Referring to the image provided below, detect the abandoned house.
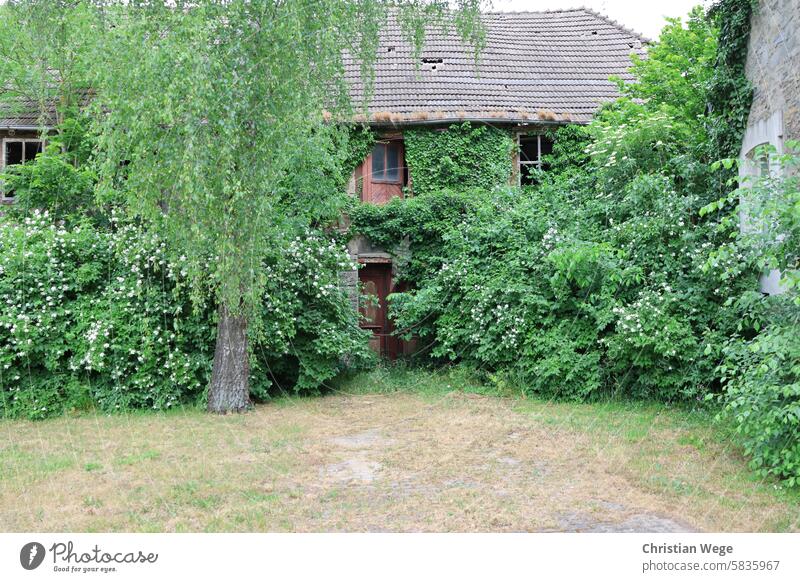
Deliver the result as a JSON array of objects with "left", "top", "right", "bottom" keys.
[
  {"left": 0, "top": 9, "right": 648, "bottom": 357},
  {"left": 340, "top": 9, "right": 646, "bottom": 357}
]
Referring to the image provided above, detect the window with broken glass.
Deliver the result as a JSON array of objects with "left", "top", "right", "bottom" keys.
[{"left": 518, "top": 134, "right": 553, "bottom": 186}]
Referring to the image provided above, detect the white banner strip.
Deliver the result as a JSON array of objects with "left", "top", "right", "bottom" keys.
[{"left": 1, "top": 533, "right": 798, "bottom": 581}]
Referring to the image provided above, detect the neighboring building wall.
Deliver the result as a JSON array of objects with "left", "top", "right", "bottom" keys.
[
  {"left": 740, "top": 0, "right": 800, "bottom": 294},
  {"left": 743, "top": 0, "right": 800, "bottom": 146}
]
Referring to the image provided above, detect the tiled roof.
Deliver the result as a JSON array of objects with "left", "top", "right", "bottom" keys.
[
  {"left": 0, "top": 88, "right": 93, "bottom": 130},
  {"left": 343, "top": 9, "right": 647, "bottom": 125},
  {"left": 0, "top": 94, "right": 58, "bottom": 130}
]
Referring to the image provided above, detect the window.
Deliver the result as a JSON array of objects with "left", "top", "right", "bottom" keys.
[
  {"left": 370, "top": 141, "right": 403, "bottom": 183},
  {"left": 3, "top": 139, "right": 42, "bottom": 168},
  {"left": 748, "top": 144, "right": 773, "bottom": 178},
  {"left": 1, "top": 138, "right": 44, "bottom": 200},
  {"left": 518, "top": 134, "right": 553, "bottom": 186},
  {"left": 741, "top": 143, "right": 784, "bottom": 295}
]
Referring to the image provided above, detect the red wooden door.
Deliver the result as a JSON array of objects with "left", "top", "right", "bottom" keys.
[
  {"left": 358, "top": 262, "right": 398, "bottom": 358},
  {"left": 363, "top": 141, "right": 404, "bottom": 204}
]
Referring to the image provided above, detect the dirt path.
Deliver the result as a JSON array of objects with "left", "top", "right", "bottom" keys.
[
  {"left": 283, "top": 393, "right": 697, "bottom": 532},
  {"left": 1, "top": 392, "right": 797, "bottom": 532}
]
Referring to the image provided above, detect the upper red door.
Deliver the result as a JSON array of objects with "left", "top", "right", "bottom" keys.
[{"left": 362, "top": 140, "right": 404, "bottom": 204}]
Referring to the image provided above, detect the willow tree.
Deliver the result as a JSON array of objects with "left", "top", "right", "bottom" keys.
[{"left": 93, "top": 0, "right": 484, "bottom": 412}]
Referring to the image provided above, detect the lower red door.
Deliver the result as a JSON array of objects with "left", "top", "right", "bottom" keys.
[{"left": 358, "top": 262, "right": 398, "bottom": 359}]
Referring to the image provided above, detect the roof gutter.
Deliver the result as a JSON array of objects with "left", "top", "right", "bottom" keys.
[
  {"left": 364, "top": 117, "right": 586, "bottom": 128},
  {"left": 0, "top": 125, "right": 49, "bottom": 131}
]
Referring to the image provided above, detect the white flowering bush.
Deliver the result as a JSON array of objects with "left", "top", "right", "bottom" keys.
[
  {"left": 0, "top": 213, "right": 373, "bottom": 419},
  {"left": 251, "top": 230, "right": 375, "bottom": 397},
  {"left": 0, "top": 211, "right": 213, "bottom": 419}
]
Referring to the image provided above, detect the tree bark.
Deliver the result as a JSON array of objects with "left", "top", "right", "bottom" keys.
[{"left": 207, "top": 304, "right": 251, "bottom": 413}]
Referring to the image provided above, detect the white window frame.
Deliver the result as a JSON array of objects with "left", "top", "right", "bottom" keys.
[
  {"left": 518, "top": 133, "right": 548, "bottom": 186},
  {"left": 1, "top": 137, "right": 45, "bottom": 202}
]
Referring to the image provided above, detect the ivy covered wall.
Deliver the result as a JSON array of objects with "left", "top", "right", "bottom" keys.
[
  {"left": 402, "top": 122, "right": 515, "bottom": 195},
  {"left": 706, "top": 0, "right": 756, "bottom": 159}
]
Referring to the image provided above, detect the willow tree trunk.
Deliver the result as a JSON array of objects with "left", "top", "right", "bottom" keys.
[{"left": 207, "top": 305, "right": 251, "bottom": 413}]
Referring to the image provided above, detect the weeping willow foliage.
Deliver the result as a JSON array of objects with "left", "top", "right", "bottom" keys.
[
  {"left": 92, "top": 0, "right": 485, "bottom": 323},
  {"left": 88, "top": 0, "right": 486, "bottom": 406}
]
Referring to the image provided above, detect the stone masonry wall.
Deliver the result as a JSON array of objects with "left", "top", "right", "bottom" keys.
[{"left": 744, "top": 0, "right": 800, "bottom": 142}]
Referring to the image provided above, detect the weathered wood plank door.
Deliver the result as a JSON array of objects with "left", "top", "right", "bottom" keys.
[{"left": 358, "top": 262, "right": 398, "bottom": 359}]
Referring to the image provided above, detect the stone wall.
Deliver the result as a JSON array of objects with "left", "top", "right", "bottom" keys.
[
  {"left": 743, "top": 0, "right": 800, "bottom": 146},
  {"left": 740, "top": 0, "right": 799, "bottom": 295}
]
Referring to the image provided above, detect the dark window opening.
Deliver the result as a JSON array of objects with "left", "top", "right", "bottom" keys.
[
  {"left": 4, "top": 140, "right": 42, "bottom": 167},
  {"left": 519, "top": 134, "right": 553, "bottom": 186},
  {"left": 5, "top": 141, "right": 23, "bottom": 166},
  {"left": 3, "top": 139, "right": 44, "bottom": 199}
]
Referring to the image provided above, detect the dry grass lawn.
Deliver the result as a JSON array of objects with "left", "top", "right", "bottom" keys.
[{"left": 1, "top": 369, "right": 798, "bottom": 532}]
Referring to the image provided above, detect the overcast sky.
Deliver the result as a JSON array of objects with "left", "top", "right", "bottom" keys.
[{"left": 491, "top": 0, "right": 712, "bottom": 40}]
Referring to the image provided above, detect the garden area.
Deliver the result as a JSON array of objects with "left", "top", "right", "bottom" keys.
[{"left": 1, "top": 0, "right": 799, "bottom": 533}]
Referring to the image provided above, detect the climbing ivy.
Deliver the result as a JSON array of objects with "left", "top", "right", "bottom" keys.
[
  {"left": 348, "top": 124, "right": 584, "bottom": 287},
  {"left": 706, "top": 0, "right": 756, "bottom": 159},
  {"left": 342, "top": 124, "right": 376, "bottom": 177},
  {"left": 349, "top": 188, "right": 487, "bottom": 286},
  {"left": 403, "top": 122, "right": 514, "bottom": 195}
]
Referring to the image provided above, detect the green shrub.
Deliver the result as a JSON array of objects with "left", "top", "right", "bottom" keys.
[
  {"left": 718, "top": 302, "right": 800, "bottom": 486},
  {"left": 2, "top": 143, "right": 97, "bottom": 221},
  {"left": 705, "top": 145, "right": 800, "bottom": 485},
  {"left": 1, "top": 118, "right": 99, "bottom": 223}
]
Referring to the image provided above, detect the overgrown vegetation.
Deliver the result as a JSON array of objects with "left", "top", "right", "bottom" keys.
[
  {"left": 1, "top": 1, "right": 797, "bottom": 488},
  {"left": 706, "top": 0, "right": 756, "bottom": 159},
  {"left": 0, "top": 209, "right": 373, "bottom": 420},
  {"left": 402, "top": 122, "right": 514, "bottom": 195},
  {"left": 703, "top": 145, "right": 800, "bottom": 486},
  {"left": 348, "top": 5, "right": 799, "bottom": 486}
]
